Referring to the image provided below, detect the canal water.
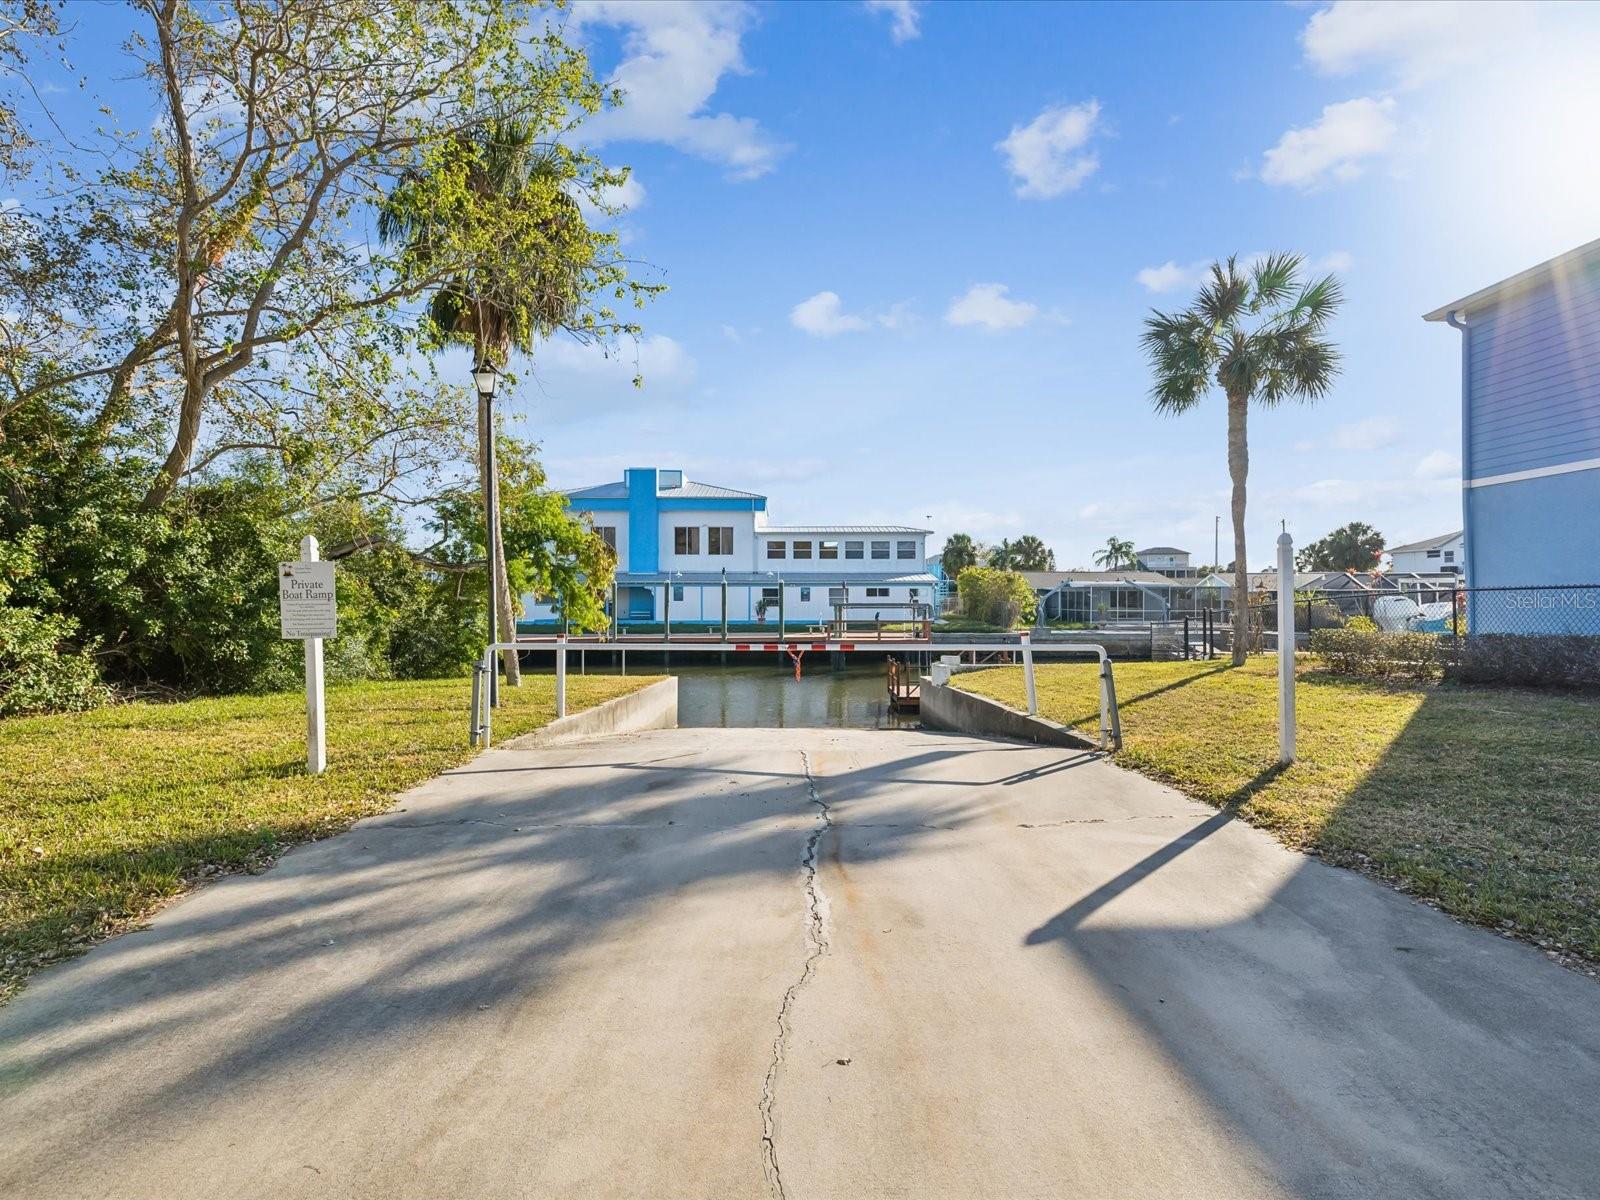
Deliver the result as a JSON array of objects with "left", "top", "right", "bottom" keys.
[{"left": 571, "top": 659, "right": 918, "bottom": 729}]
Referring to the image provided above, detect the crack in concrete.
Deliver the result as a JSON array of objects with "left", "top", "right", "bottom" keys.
[{"left": 759, "top": 749, "right": 832, "bottom": 1200}]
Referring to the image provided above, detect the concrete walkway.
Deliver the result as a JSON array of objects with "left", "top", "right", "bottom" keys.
[{"left": 2, "top": 728, "right": 1598, "bottom": 1199}]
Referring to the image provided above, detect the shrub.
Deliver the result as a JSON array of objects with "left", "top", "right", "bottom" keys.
[
  {"left": 1310, "top": 628, "right": 1443, "bottom": 681},
  {"left": 0, "top": 606, "right": 110, "bottom": 716},
  {"left": 1345, "top": 615, "right": 1378, "bottom": 632},
  {"left": 1445, "top": 635, "right": 1600, "bottom": 689},
  {"left": 956, "top": 567, "right": 1036, "bottom": 628}
]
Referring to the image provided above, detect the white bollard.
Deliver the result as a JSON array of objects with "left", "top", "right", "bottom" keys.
[
  {"left": 1020, "top": 630, "right": 1038, "bottom": 716},
  {"left": 1277, "top": 529, "right": 1296, "bottom": 764},
  {"left": 301, "top": 535, "right": 326, "bottom": 775},
  {"left": 555, "top": 635, "right": 567, "bottom": 719}
]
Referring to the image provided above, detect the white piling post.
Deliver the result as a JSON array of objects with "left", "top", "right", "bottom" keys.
[
  {"left": 1277, "top": 529, "right": 1296, "bottom": 764},
  {"left": 1020, "top": 630, "right": 1038, "bottom": 716},
  {"left": 301, "top": 535, "right": 326, "bottom": 775},
  {"left": 555, "top": 634, "right": 567, "bottom": 720}
]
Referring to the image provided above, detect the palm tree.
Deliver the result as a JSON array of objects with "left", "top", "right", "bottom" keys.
[
  {"left": 380, "top": 120, "right": 591, "bottom": 685},
  {"left": 940, "top": 532, "right": 979, "bottom": 578},
  {"left": 1093, "top": 536, "right": 1136, "bottom": 570},
  {"left": 1142, "top": 254, "right": 1341, "bottom": 664},
  {"left": 986, "top": 539, "right": 1017, "bottom": 570},
  {"left": 1011, "top": 534, "right": 1055, "bottom": 571}
]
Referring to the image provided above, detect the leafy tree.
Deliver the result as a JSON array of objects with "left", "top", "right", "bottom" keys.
[
  {"left": 1093, "top": 536, "right": 1137, "bottom": 570},
  {"left": 0, "top": 0, "right": 57, "bottom": 178},
  {"left": 940, "top": 533, "right": 979, "bottom": 578},
  {"left": 956, "top": 567, "right": 1037, "bottom": 628},
  {"left": 1298, "top": 521, "right": 1384, "bottom": 572},
  {"left": 0, "top": 0, "right": 646, "bottom": 515},
  {"left": 1009, "top": 534, "right": 1055, "bottom": 571},
  {"left": 986, "top": 539, "right": 1017, "bottom": 570},
  {"left": 1142, "top": 254, "right": 1342, "bottom": 664},
  {"left": 379, "top": 116, "right": 654, "bottom": 682}
]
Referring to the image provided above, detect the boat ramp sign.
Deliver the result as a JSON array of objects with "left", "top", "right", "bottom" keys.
[{"left": 279, "top": 560, "right": 337, "bottom": 639}]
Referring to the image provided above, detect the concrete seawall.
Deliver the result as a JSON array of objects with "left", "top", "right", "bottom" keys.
[
  {"left": 505, "top": 677, "right": 678, "bottom": 748},
  {"left": 918, "top": 677, "right": 1098, "bottom": 750}
]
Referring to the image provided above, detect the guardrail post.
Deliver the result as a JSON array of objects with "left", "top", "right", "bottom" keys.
[
  {"left": 470, "top": 660, "right": 484, "bottom": 746},
  {"left": 481, "top": 647, "right": 494, "bottom": 748},
  {"left": 1020, "top": 630, "right": 1038, "bottom": 716},
  {"left": 1099, "top": 655, "right": 1122, "bottom": 751},
  {"left": 555, "top": 634, "right": 567, "bottom": 719}
]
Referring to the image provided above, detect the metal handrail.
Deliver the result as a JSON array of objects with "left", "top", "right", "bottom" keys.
[{"left": 470, "top": 634, "right": 1122, "bottom": 753}]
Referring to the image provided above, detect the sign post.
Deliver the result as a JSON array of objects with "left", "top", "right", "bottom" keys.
[
  {"left": 1277, "top": 528, "right": 1296, "bottom": 765},
  {"left": 280, "top": 535, "right": 337, "bottom": 774}
]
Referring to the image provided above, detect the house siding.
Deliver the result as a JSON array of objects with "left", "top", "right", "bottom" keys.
[{"left": 1464, "top": 255, "right": 1600, "bottom": 480}]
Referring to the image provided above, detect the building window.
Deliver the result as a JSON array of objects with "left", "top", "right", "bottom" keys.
[
  {"left": 1443, "top": 550, "right": 1455, "bottom": 562},
  {"left": 866, "top": 586, "right": 889, "bottom": 598},
  {"left": 819, "top": 540, "right": 839, "bottom": 560},
  {"left": 870, "top": 540, "right": 890, "bottom": 560},
  {"left": 673, "top": 526, "right": 699, "bottom": 555},
  {"left": 896, "top": 540, "right": 915, "bottom": 559},
  {"left": 672, "top": 584, "right": 684, "bottom": 601},
  {"left": 767, "top": 540, "right": 786, "bottom": 559},
  {"left": 761, "top": 587, "right": 780, "bottom": 603},
  {"left": 827, "top": 586, "right": 847, "bottom": 605},
  {"left": 1426, "top": 549, "right": 1441, "bottom": 559},
  {"left": 799, "top": 586, "right": 811, "bottom": 602},
  {"left": 793, "top": 540, "right": 812, "bottom": 559},
  {"left": 845, "top": 541, "right": 864, "bottom": 560},
  {"left": 595, "top": 526, "right": 616, "bottom": 551},
  {"left": 708, "top": 527, "right": 733, "bottom": 555},
  {"left": 909, "top": 588, "right": 919, "bottom": 600}
]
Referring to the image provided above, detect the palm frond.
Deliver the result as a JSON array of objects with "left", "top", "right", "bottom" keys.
[{"left": 1249, "top": 252, "right": 1301, "bottom": 310}]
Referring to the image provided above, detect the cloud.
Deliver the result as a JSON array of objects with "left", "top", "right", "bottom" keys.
[
  {"left": 943, "top": 283, "right": 1038, "bottom": 331},
  {"left": 1301, "top": 1, "right": 1529, "bottom": 88},
  {"left": 1331, "top": 416, "right": 1402, "bottom": 451},
  {"left": 1260, "top": 96, "right": 1396, "bottom": 189},
  {"left": 863, "top": 0, "right": 923, "bottom": 43},
  {"left": 571, "top": 1, "right": 788, "bottom": 180},
  {"left": 995, "top": 100, "right": 1102, "bottom": 199},
  {"left": 1136, "top": 260, "right": 1210, "bottom": 294},
  {"left": 1287, "top": 476, "right": 1454, "bottom": 508},
  {"left": 790, "top": 291, "right": 870, "bottom": 336},
  {"left": 1315, "top": 249, "right": 1354, "bottom": 273},
  {"left": 574, "top": 172, "right": 647, "bottom": 223},
  {"left": 1414, "top": 449, "right": 1461, "bottom": 480}
]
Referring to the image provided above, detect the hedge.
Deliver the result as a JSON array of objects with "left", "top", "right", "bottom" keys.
[
  {"left": 1309, "top": 628, "right": 1443, "bottom": 681},
  {"left": 1445, "top": 635, "right": 1600, "bottom": 689},
  {"left": 1313, "top": 628, "right": 1600, "bottom": 689}
]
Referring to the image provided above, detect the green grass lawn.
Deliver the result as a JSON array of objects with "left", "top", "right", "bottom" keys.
[
  {"left": 956, "top": 658, "right": 1600, "bottom": 971},
  {"left": 0, "top": 673, "right": 656, "bottom": 1002}
]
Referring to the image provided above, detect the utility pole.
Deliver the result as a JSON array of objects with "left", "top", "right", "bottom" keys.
[{"left": 1214, "top": 514, "right": 1220, "bottom": 571}]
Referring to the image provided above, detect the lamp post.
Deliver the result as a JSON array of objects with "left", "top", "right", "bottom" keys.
[{"left": 472, "top": 358, "right": 501, "bottom": 707}]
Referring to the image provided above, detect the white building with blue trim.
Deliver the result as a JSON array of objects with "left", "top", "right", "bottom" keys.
[
  {"left": 522, "top": 467, "right": 936, "bottom": 628},
  {"left": 1426, "top": 237, "right": 1600, "bottom": 630}
]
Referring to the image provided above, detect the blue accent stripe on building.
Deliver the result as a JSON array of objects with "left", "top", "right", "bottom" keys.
[{"left": 625, "top": 468, "right": 660, "bottom": 573}]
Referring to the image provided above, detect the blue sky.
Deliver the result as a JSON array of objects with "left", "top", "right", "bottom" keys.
[
  {"left": 33, "top": 1, "right": 1600, "bottom": 570},
  {"left": 522, "top": 0, "right": 1600, "bottom": 569}
]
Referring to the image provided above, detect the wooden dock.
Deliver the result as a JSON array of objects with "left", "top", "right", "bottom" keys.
[{"left": 886, "top": 657, "right": 921, "bottom": 712}]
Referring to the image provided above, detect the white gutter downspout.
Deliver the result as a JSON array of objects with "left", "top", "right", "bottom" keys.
[{"left": 1445, "top": 309, "right": 1475, "bottom": 584}]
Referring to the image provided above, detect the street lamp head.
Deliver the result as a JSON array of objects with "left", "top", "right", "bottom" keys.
[{"left": 471, "top": 359, "right": 501, "bottom": 400}]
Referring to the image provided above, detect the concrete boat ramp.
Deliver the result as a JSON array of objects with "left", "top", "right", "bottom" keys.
[{"left": 3, "top": 727, "right": 1598, "bottom": 1198}]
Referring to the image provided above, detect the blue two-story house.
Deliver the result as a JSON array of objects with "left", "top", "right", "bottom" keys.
[{"left": 1425, "top": 237, "right": 1600, "bottom": 631}]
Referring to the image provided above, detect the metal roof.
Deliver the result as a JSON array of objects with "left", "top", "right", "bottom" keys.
[
  {"left": 759, "top": 525, "right": 931, "bottom": 535},
  {"left": 563, "top": 478, "right": 765, "bottom": 501},
  {"left": 1135, "top": 546, "right": 1189, "bottom": 556},
  {"left": 1387, "top": 531, "right": 1463, "bottom": 554},
  {"left": 1423, "top": 236, "right": 1600, "bottom": 322},
  {"left": 1021, "top": 570, "right": 1182, "bottom": 588}
]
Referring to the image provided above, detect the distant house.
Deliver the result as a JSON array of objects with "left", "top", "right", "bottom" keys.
[
  {"left": 1023, "top": 570, "right": 1195, "bottom": 622},
  {"left": 1135, "top": 546, "right": 1195, "bottom": 578},
  {"left": 1426, "top": 238, "right": 1600, "bottom": 631},
  {"left": 522, "top": 467, "right": 935, "bottom": 626},
  {"left": 1387, "top": 531, "right": 1464, "bottom": 576}
]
